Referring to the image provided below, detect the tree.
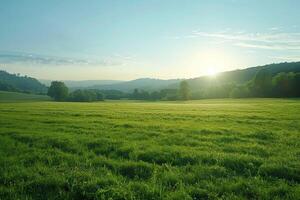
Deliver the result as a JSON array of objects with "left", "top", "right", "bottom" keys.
[
  {"left": 272, "top": 72, "right": 297, "bottom": 97},
  {"left": 160, "top": 89, "right": 178, "bottom": 100},
  {"left": 0, "top": 81, "right": 18, "bottom": 92},
  {"left": 294, "top": 73, "right": 300, "bottom": 97},
  {"left": 139, "top": 90, "right": 150, "bottom": 100},
  {"left": 95, "top": 91, "right": 104, "bottom": 101},
  {"left": 100, "top": 90, "right": 126, "bottom": 100},
  {"left": 179, "top": 81, "right": 190, "bottom": 100},
  {"left": 132, "top": 88, "right": 140, "bottom": 99},
  {"left": 47, "top": 81, "right": 68, "bottom": 101},
  {"left": 68, "top": 89, "right": 104, "bottom": 102},
  {"left": 150, "top": 91, "right": 161, "bottom": 100},
  {"left": 0, "top": 70, "right": 47, "bottom": 94},
  {"left": 251, "top": 69, "right": 272, "bottom": 97},
  {"left": 230, "top": 86, "right": 250, "bottom": 98}
]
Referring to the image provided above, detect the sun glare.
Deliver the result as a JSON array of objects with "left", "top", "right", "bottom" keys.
[
  {"left": 205, "top": 68, "right": 218, "bottom": 77},
  {"left": 187, "top": 48, "right": 239, "bottom": 78}
]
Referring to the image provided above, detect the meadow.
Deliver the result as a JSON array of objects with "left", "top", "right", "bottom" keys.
[
  {"left": 0, "top": 91, "right": 50, "bottom": 102},
  {"left": 0, "top": 95, "right": 299, "bottom": 199}
]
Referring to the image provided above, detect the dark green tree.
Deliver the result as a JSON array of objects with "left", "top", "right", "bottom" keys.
[
  {"left": 0, "top": 70, "right": 47, "bottom": 93},
  {"left": 67, "top": 89, "right": 104, "bottom": 102},
  {"left": 294, "top": 73, "right": 300, "bottom": 97},
  {"left": 251, "top": 69, "right": 272, "bottom": 97},
  {"left": 132, "top": 88, "right": 140, "bottom": 99},
  {"left": 139, "top": 90, "right": 150, "bottom": 100},
  {"left": 47, "top": 81, "right": 68, "bottom": 101},
  {"left": 179, "top": 81, "right": 190, "bottom": 100},
  {"left": 230, "top": 86, "right": 250, "bottom": 98},
  {"left": 150, "top": 91, "right": 161, "bottom": 100},
  {"left": 160, "top": 89, "right": 178, "bottom": 100},
  {"left": 272, "top": 72, "right": 298, "bottom": 97}
]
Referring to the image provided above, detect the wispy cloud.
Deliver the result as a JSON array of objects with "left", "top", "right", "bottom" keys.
[
  {"left": 269, "top": 27, "right": 281, "bottom": 31},
  {"left": 169, "top": 30, "right": 300, "bottom": 51},
  {"left": 235, "top": 42, "right": 300, "bottom": 50},
  {"left": 0, "top": 52, "right": 123, "bottom": 66},
  {"left": 269, "top": 55, "right": 300, "bottom": 61}
]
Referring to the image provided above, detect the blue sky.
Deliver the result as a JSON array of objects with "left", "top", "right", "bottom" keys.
[{"left": 0, "top": 0, "right": 300, "bottom": 80}]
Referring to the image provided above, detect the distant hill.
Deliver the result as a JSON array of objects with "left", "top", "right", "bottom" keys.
[
  {"left": 0, "top": 70, "right": 47, "bottom": 93},
  {"left": 40, "top": 79, "right": 124, "bottom": 88},
  {"left": 2, "top": 62, "right": 299, "bottom": 95},
  {"left": 82, "top": 62, "right": 300, "bottom": 92},
  {"left": 89, "top": 78, "right": 181, "bottom": 92},
  {"left": 186, "top": 62, "right": 300, "bottom": 91}
]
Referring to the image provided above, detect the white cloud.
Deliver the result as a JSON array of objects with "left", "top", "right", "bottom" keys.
[
  {"left": 235, "top": 42, "right": 300, "bottom": 50},
  {"left": 0, "top": 52, "right": 124, "bottom": 67},
  {"left": 269, "top": 56, "right": 300, "bottom": 61},
  {"left": 269, "top": 27, "right": 280, "bottom": 31}
]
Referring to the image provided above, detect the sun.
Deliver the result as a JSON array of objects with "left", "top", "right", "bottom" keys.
[
  {"left": 205, "top": 68, "right": 218, "bottom": 77},
  {"left": 185, "top": 48, "right": 240, "bottom": 78}
]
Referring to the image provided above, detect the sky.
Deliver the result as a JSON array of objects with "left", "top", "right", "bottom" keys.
[{"left": 0, "top": 0, "right": 300, "bottom": 80}]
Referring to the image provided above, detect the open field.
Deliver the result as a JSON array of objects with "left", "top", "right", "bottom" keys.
[
  {"left": 0, "top": 91, "right": 50, "bottom": 102},
  {"left": 0, "top": 98, "right": 300, "bottom": 199}
]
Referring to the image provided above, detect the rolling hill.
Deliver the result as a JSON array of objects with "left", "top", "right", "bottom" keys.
[
  {"left": 186, "top": 62, "right": 300, "bottom": 91},
  {"left": 89, "top": 78, "right": 181, "bottom": 92},
  {"left": 0, "top": 70, "right": 47, "bottom": 93},
  {"left": 1, "top": 62, "right": 300, "bottom": 94},
  {"left": 83, "top": 62, "right": 300, "bottom": 92}
]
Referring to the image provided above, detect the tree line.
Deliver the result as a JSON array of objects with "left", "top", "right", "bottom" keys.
[
  {"left": 125, "top": 71, "right": 300, "bottom": 100},
  {"left": 47, "top": 70, "right": 300, "bottom": 102},
  {"left": 47, "top": 81, "right": 104, "bottom": 102},
  {"left": 222, "top": 70, "right": 300, "bottom": 98},
  {"left": 186, "top": 71, "right": 300, "bottom": 99},
  {"left": 47, "top": 80, "right": 191, "bottom": 102}
]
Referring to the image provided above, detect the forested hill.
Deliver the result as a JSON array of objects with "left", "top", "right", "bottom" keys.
[
  {"left": 1, "top": 62, "right": 299, "bottom": 95},
  {"left": 185, "top": 62, "right": 300, "bottom": 91},
  {"left": 88, "top": 62, "right": 300, "bottom": 92},
  {"left": 0, "top": 70, "right": 47, "bottom": 94}
]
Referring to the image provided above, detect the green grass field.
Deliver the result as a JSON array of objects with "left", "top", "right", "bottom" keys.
[
  {"left": 0, "top": 91, "right": 51, "bottom": 102},
  {"left": 0, "top": 95, "right": 300, "bottom": 199}
]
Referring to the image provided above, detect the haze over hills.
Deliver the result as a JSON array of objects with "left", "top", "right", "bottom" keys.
[
  {"left": 68, "top": 62, "right": 300, "bottom": 92},
  {"left": 39, "top": 79, "right": 124, "bottom": 88},
  {"left": 88, "top": 78, "right": 181, "bottom": 92},
  {"left": 1, "top": 62, "right": 300, "bottom": 94}
]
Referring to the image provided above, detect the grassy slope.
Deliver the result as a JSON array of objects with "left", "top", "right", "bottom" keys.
[
  {"left": 0, "top": 91, "right": 50, "bottom": 102},
  {"left": 0, "top": 99, "right": 299, "bottom": 199}
]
